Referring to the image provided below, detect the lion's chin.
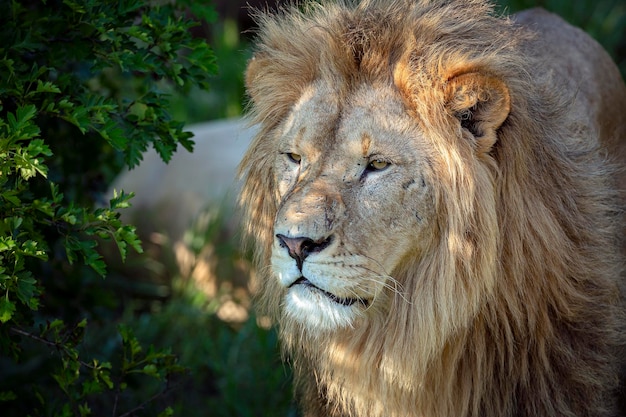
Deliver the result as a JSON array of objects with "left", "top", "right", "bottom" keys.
[{"left": 284, "top": 282, "right": 365, "bottom": 330}]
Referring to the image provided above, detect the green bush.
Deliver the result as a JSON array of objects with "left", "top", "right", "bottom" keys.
[{"left": 0, "top": 0, "right": 217, "bottom": 415}]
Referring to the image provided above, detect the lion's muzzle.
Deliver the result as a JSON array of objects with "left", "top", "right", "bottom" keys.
[{"left": 276, "top": 233, "right": 333, "bottom": 270}]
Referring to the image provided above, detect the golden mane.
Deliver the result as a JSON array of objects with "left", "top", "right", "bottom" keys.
[{"left": 239, "top": 1, "right": 626, "bottom": 416}]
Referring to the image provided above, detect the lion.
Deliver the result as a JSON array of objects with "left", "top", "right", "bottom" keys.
[{"left": 238, "top": 1, "right": 626, "bottom": 416}]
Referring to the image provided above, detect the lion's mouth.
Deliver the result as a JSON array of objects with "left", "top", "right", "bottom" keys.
[{"left": 289, "top": 277, "right": 368, "bottom": 307}]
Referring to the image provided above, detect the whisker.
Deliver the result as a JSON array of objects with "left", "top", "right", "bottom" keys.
[
  {"left": 357, "top": 256, "right": 413, "bottom": 307},
  {"left": 364, "top": 273, "right": 414, "bottom": 307},
  {"left": 305, "top": 252, "right": 414, "bottom": 306}
]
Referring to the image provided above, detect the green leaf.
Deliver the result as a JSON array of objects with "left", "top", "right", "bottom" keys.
[
  {"left": 49, "top": 319, "right": 65, "bottom": 332},
  {"left": 0, "top": 391, "right": 17, "bottom": 401},
  {"left": 61, "top": 105, "right": 90, "bottom": 133},
  {"left": 2, "top": 193, "right": 21, "bottom": 206},
  {"left": 78, "top": 402, "right": 92, "bottom": 417},
  {"left": 85, "top": 252, "right": 107, "bottom": 277},
  {"left": 81, "top": 380, "right": 103, "bottom": 396},
  {"left": 26, "top": 80, "right": 61, "bottom": 97},
  {"left": 7, "top": 216, "right": 22, "bottom": 231},
  {"left": 16, "top": 273, "right": 38, "bottom": 305},
  {"left": 157, "top": 407, "right": 174, "bottom": 417},
  {"left": 12, "top": 105, "right": 37, "bottom": 130},
  {"left": 6, "top": 105, "right": 41, "bottom": 141},
  {"left": 21, "top": 240, "right": 47, "bottom": 259},
  {"left": 0, "top": 297, "right": 16, "bottom": 323},
  {"left": 125, "top": 139, "right": 147, "bottom": 168},
  {"left": 0, "top": 237, "right": 16, "bottom": 252},
  {"left": 119, "top": 225, "right": 143, "bottom": 255},
  {"left": 109, "top": 189, "right": 134, "bottom": 210},
  {"left": 15, "top": 146, "right": 48, "bottom": 180},
  {"left": 142, "top": 364, "right": 159, "bottom": 378},
  {"left": 94, "top": 361, "right": 114, "bottom": 390},
  {"left": 119, "top": 324, "right": 142, "bottom": 362},
  {"left": 27, "top": 139, "right": 52, "bottom": 157}
]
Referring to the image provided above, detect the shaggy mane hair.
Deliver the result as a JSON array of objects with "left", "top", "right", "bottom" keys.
[{"left": 239, "top": 1, "right": 625, "bottom": 416}]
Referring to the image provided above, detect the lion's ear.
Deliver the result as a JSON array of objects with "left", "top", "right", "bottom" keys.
[{"left": 445, "top": 73, "right": 510, "bottom": 151}]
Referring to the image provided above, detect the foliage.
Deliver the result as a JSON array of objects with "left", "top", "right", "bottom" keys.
[
  {"left": 168, "top": 19, "right": 251, "bottom": 123},
  {"left": 126, "top": 289, "right": 296, "bottom": 417},
  {"left": 0, "top": 0, "right": 217, "bottom": 415}
]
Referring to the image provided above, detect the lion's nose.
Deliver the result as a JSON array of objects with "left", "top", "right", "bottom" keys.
[{"left": 276, "top": 234, "right": 332, "bottom": 270}]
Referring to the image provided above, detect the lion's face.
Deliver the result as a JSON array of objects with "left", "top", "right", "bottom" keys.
[{"left": 270, "top": 81, "right": 436, "bottom": 329}]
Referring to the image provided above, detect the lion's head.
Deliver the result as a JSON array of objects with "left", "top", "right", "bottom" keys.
[
  {"left": 268, "top": 80, "right": 444, "bottom": 330},
  {"left": 239, "top": 1, "right": 626, "bottom": 416}
]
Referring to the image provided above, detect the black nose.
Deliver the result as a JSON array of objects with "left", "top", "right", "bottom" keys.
[{"left": 276, "top": 234, "right": 332, "bottom": 270}]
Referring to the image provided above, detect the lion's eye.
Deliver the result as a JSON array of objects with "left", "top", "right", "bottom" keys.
[
  {"left": 367, "top": 159, "right": 389, "bottom": 171},
  {"left": 286, "top": 152, "right": 302, "bottom": 164}
]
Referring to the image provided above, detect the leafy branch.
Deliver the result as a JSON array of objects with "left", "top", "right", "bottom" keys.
[{"left": 8, "top": 322, "right": 185, "bottom": 417}]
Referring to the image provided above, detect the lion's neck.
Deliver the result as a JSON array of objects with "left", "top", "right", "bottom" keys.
[{"left": 285, "top": 314, "right": 501, "bottom": 417}]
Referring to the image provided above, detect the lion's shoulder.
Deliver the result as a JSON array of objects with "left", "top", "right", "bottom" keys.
[{"left": 514, "top": 7, "right": 626, "bottom": 195}]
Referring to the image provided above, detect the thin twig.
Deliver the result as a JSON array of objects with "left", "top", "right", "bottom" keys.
[
  {"left": 9, "top": 326, "right": 96, "bottom": 370},
  {"left": 10, "top": 327, "right": 58, "bottom": 348}
]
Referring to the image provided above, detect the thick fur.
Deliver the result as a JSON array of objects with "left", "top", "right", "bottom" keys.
[{"left": 238, "top": 1, "right": 626, "bottom": 416}]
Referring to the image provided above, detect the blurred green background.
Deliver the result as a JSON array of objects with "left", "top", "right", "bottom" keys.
[{"left": 4, "top": 0, "right": 624, "bottom": 416}]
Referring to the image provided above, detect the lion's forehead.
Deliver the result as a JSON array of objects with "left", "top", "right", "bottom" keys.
[{"left": 281, "top": 82, "right": 421, "bottom": 159}]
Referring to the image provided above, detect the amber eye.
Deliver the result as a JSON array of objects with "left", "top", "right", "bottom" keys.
[
  {"left": 286, "top": 153, "right": 302, "bottom": 164},
  {"left": 367, "top": 159, "right": 389, "bottom": 171}
]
